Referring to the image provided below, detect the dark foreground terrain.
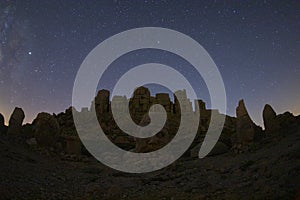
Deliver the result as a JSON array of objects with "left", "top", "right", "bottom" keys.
[
  {"left": 1, "top": 89, "right": 300, "bottom": 199},
  {"left": 1, "top": 127, "right": 299, "bottom": 200}
]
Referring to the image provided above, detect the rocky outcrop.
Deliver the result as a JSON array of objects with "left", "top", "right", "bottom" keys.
[
  {"left": 0, "top": 113, "right": 6, "bottom": 134},
  {"left": 235, "top": 100, "right": 262, "bottom": 145},
  {"left": 276, "top": 112, "right": 298, "bottom": 133},
  {"left": 263, "top": 104, "right": 299, "bottom": 136},
  {"left": 57, "top": 107, "right": 77, "bottom": 136},
  {"left": 3, "top": 86, "right": 298, "bottom": 160},
  {"left": 174, "top": 89, "right": 193, "bottom": 115},
  {"left": 129, "top": 87, "right": 151, "bottom": 124},
  {"left": 7, "top": 107, "right": 25, "bottom": 135},
  {"left": 33, "top": 112, "right": 60, "bottom": 148},
  {"left": 134, "top": 114, "right": 170, "bottom": 153},
  {"left": 95, "top": 89, "right": 110, "bottom": 117},
  {"left": 0, "top": 113, "right": 4, "bottom": 127},
  {"left": 263, "top": 104, "right": 280, "bottom": 135},
  {"left": 21, "top": 124, "right": 34, "bottom": 139}
]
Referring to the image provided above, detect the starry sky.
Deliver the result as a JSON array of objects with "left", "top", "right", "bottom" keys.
[{"left": 0, "top": 0, "right": 299, "bottom": 126}]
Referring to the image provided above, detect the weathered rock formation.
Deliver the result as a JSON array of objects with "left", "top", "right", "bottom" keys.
[
  {"left": 57, "top": 107, "right": 77, "bottom": 136},
  {"left": 263, "top": 104, "right": 299, "bottom": 136},
  {"left": 276, "top": 111, "right": 298, "bottom": 133},
  {"left": 129, "top": 87, "right": 151, "bottom": 124},
  {"left": 21, "top": 124, "right": 34, "bottom": 139},
  {"left": 0, "top": 113, "right": 4, "bottom": 127},
  {"left": 155, "top": 93, "right": 172, "bottom": 113},
  {"left": 95, "top": 89, "right": 110, "bottom": 118},
  {"left": 33, "top": 112, "right": 60, "bottom": 148},
  {"left": 263, "top": 104, "right": 280, "bottom": 135},
  {"left": 134, "top": 114, "right": 170, "bottom": 153},
  {"left": 7, "top": 107, "right": 25, "bottom": 135},
  {"left": 0, "top": 113, "right": 6, "bottom": 134},
  {"left": 174, "top": 89, "right": 193, "bottom": 115},
  {"left": 6, "top": 86, "right": 298, "bottom": 158},
  {"left": 235, "top": 100, "right": 262, "bottom": 145}
]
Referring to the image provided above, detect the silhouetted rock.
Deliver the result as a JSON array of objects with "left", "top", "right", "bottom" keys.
[
  {"left": 262, "top": 104, "right": 299, "bottom": 137},
  {"left": 7, "top": 107, "right": 25, "bottom": 135},
  {"left": 95, "top": 89, "right": 110, "bottom": 117},
  {"left": 21, "top": 124, "right": 34, "bottom": 139},
  {"left": 134, "top": 114, "right": 170, "bottom": 153},
  {"left": 174, "top": 89, "right": 193, "bottom": 115},
  {"left": 235, "top": 100, "right": 261, "bottom": 145},
  {"left": 263, "top": 104, "right": 280, "bottom": 135},
  {"left": 0, "top": 113, "right": 6, "bottom": 134},
  {"left": 33, "top": 112, "right": 60, "bottom": 148},
  {"left": 129, "top": 86, "right": 151, "bottom": 123},
  {"left": 57, "top": 107, "right": 77, "bottom": 136},
  {"left": 276, "top": 111, "right": 298, "bottom": 133},
  {"left": 0, "top": 113, "right": 4, "bottom": 127}
]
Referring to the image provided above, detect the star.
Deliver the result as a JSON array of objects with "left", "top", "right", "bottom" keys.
[{"left": 28, "top": 51, "right": 32, "bottom": 55}]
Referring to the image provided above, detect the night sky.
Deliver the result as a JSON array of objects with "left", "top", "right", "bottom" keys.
[{"left": 0, "top": 0, "right": 299, "bottom": 126}]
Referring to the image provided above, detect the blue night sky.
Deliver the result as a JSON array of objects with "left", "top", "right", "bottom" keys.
[{"left": 0, "top": 0, "right": 299, "bottom": 126}]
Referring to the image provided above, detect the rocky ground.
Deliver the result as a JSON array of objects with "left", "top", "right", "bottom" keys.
[
  {"left": 1, "top": 127, "right": 299, "bottom": 200},
  {"left": 1, "top": 91, "right": 299, "bottom": 199}
]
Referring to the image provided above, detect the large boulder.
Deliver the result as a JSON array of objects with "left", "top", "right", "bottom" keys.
[
  {"left": 235, "top": 100, "right": 261, "bottom": 145},
  {"left": 263, "top": 104, "right": 280, "bottom": 135},
  {"left": 7, "top": 107, "right": 25, "bottom": 135},
  {"left": 33, "top": 112, "right": 60, "bottom": 148}
]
